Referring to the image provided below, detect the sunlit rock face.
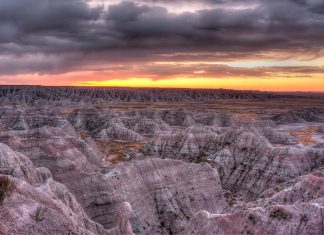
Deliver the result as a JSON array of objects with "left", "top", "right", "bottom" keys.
[{"left": 0, "top": 87, "right": 323, "bottom": 234}]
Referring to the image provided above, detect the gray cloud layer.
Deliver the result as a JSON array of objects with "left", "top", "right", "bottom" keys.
[{"left": 0, "top": 0, "right": 324, "bottom": 75}]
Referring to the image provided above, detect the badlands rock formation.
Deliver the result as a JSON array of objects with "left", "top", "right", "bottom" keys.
[
  {"left": 187, "top": 168, "right": 324, "bottom": 235},
  {"left": 0, "top": 143, "right": 132, "bottom": 235},
  {"left": 65, "top": 159, "right": 227, "bottom": 234},
  {"left": 0, "top": 86, "right": 323, "bottom": 235},
  {"left": 0, "top": 86, "right": 280, "bottom": 104}
]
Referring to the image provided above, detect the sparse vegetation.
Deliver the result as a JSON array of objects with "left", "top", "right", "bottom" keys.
[
  {"left": 300, "top": 213, "right": 308, "bottom": 222},
  {"left": 29, "top": 206, "right": 47, "bottom": 222},
  {"left": 269, "top": 207, "right": 292, "bottom": 220},
  {"left": 0, "top": 176, "right": 15, "bottom": 204},
  {"left": 248, "top": 214, "right": 257, "bottom": 225}
]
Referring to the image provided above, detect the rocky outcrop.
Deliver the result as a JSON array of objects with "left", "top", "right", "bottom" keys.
[
  {"left": 187, "top": 168, "right": 324, "bottom": 235},
  {"left": 186, "top": 203, "right": 324, "bottom": 235},
  {"left": 0, "top": 143, "right": 133, "bottom": 235},
  {"left": 272, "top": 109, "right": 324, "bottom": 124},
  {"left": 210, "top": 127, "right": 324, "bottom": 199},
  {"left": 0, "top": 143, "right": 41, "bottom": 185},
  {"left": 62, "top": 158, "right": 228, "bottom": 235},
  {"left": 95, "top": 124, "right": 144, "bottom": 142},
  {"left": 251, "top": 167, "right": 324, "bottom": 207},
  {"left": 0, "top": 87, "right": 281, "bottom": 104}
]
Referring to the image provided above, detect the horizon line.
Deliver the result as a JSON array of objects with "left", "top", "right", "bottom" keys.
[{"left": 0, "top": 84, "right": 324, "bottom": 93}]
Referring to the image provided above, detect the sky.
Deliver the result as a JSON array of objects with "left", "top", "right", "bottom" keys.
[{"left": 0, "top": 0, "right": 324, "bottom": 91}]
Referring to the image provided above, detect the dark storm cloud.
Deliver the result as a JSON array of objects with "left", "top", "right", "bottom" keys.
[
  {"left": 105, "top": 0, "right": 324, "bottom": 54},
  {"left": 139, "top": 63, "right": 324, "bottom": 79},
  {"left": 0, "top": 0, "right": 105, "bottom": 56},
  {"left": 0, "top": 0, "right": 324, "bottom": 75},
  {"left": 291, "top": 0, "right": 324, "bottom": 14},
  {"left": 107, "top": 2, "right": 195, "bottom": 40},
  {"left": 0, "top": 0, "right": 101, "bottom": 32}
]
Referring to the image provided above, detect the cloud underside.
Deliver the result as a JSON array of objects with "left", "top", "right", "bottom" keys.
[{"left": 0, "top": 0, "right": 324, "bottom": 81}]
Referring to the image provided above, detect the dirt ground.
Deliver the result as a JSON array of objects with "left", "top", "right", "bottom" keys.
[{"left": 95, "top": 140, "right": 143, "bottom": 164}]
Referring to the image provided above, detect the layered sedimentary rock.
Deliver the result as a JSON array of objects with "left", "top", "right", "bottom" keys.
[
  {"left": 0, "top": 86, "right": 281, "bottom": 104},
  {"left": 0, "top": 143, "right": 133, "bottom": 235},
  {"left": 210, "top": 127, "right": 324, "bottom": 199},
  {"left": 63, "top": 158, "right": 228, "bottom": 235},
  {"left": 186, "top": 203, "right": 323, "bottom": 235},
  {"left": 187, "top": 167, "right": 324, "bottom": 235},
  {"left": 272, "top": 109, "right": 324, "bottom": 124},
  {"left": 252, "top": 167, "right": 324, "bottom": 206},
  {"left": 0, "top": 87, "right": 324, "bottom": 235},
  {"left": 95, "top": 124, "right": 144, "bottom": 142}
]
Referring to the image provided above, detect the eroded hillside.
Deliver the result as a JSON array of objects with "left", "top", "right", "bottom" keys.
[{"left": 0, "top": 87, "right": 323, "bottom": 235}]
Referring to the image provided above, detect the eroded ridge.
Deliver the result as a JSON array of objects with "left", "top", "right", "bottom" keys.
[{"left": 0, "top": 87, "right": 323, "bottom": 235}]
